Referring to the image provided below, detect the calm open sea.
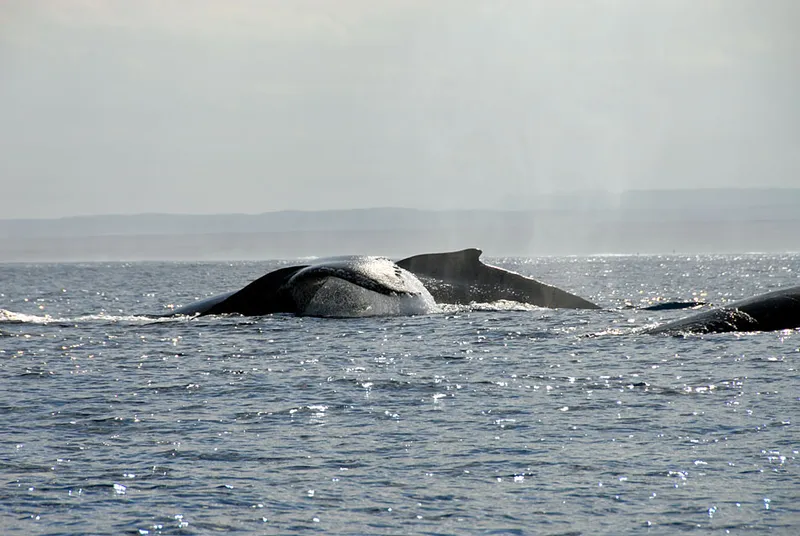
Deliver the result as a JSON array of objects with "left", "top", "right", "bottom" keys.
[{"left": 1, "top": 254, "right": 798, "bottom": 535}]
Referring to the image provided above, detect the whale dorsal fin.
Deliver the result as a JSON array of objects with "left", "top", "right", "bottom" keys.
[{"left": 396, "top": 248, "right": 483, "bottom": 279}]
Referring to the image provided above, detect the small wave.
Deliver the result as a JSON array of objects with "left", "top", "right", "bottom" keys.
[
  {"left": 0, "top": 309, "right": 174, "bottom": 325},
  {"left": 0, "top": 309, "right": 55, "bottom": 324},
  {"left": 437, "top": 300, "right": 546, "bottom": 315},
  {"left": 74, "top": 313, "right": 176, "bottom": 324}
]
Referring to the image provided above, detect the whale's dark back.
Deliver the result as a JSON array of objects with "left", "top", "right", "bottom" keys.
[
  {"left": 397, "top": 248, "right": 599, "bottom": 309},
  {"left": 169, "top": 265, "right": 304, "bottom": 317},
  {"left": 647, "top": 285, "right": 800, "bottom": 334}
]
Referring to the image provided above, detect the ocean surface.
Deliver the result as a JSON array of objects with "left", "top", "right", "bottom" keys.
[{"left": 1, "top": 254, "right": 798, "bottom": 535}]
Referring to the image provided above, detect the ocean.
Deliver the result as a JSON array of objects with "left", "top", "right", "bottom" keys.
[{"left": 1, "top": 254, "right": 798, "bottom": 535}]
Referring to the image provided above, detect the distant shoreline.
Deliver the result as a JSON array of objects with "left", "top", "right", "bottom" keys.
[
  {"left": 2, "top": 189, "right": 798, "bottom": 261},
  {"left": 1, "top": 220, "right": 798, "bottom": 262}
]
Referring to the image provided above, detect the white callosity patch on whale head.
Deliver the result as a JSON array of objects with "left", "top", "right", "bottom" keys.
[
  {"left": 292, "top": 257, "right": 436, "bottom": 317},
  {"left": 302, "top": 277, "right": 435, "bottom": 317}
]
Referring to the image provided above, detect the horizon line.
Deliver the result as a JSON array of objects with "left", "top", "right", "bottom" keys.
[{"left": 3, "top": 186, "right": 799, "bottom": 222}]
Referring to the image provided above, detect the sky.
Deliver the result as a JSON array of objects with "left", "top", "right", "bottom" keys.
[{"left": 1, "top": 0, "right": 798, "bottom": 218}]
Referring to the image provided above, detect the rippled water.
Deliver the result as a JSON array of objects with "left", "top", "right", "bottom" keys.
[{"left": 1, "top": 254, "right": 798, "bottom": 534}]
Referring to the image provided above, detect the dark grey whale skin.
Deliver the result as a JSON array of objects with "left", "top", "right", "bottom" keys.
[
  {"left": 645, "top": 285, "right": 800, "bottom": 335},
  {"left": 396, "top": 248, "right": 599, "bottom": 310},
  {"left": 165, "top": 248, "right": 599, "bottom": 317}
]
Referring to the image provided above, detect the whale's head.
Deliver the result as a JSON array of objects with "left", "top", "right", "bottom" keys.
[{"left": 288, "top": 256, "right": 436, "bottom": 318}]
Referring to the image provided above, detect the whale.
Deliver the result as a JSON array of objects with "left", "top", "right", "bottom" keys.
[
  {"left": 645, "top": 285, "right": 800, "bottom": 335},
  {"left": 396, "top": 248, "right": 599, "bottom": 309},
  {"left": 168, "top": 256, "right": 436, "bottom": 317},
  {"left": 164, "top": 248, "right": 598, "bottom": 317}
]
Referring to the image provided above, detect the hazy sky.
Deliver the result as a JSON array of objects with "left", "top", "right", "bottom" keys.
[{"left": 1, "top": 0, "right": 798, "bottom": 218}]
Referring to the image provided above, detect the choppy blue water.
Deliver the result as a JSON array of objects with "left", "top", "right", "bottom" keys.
[{"left": 1, "top": 254, "right": 798, "bottom": 535}]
